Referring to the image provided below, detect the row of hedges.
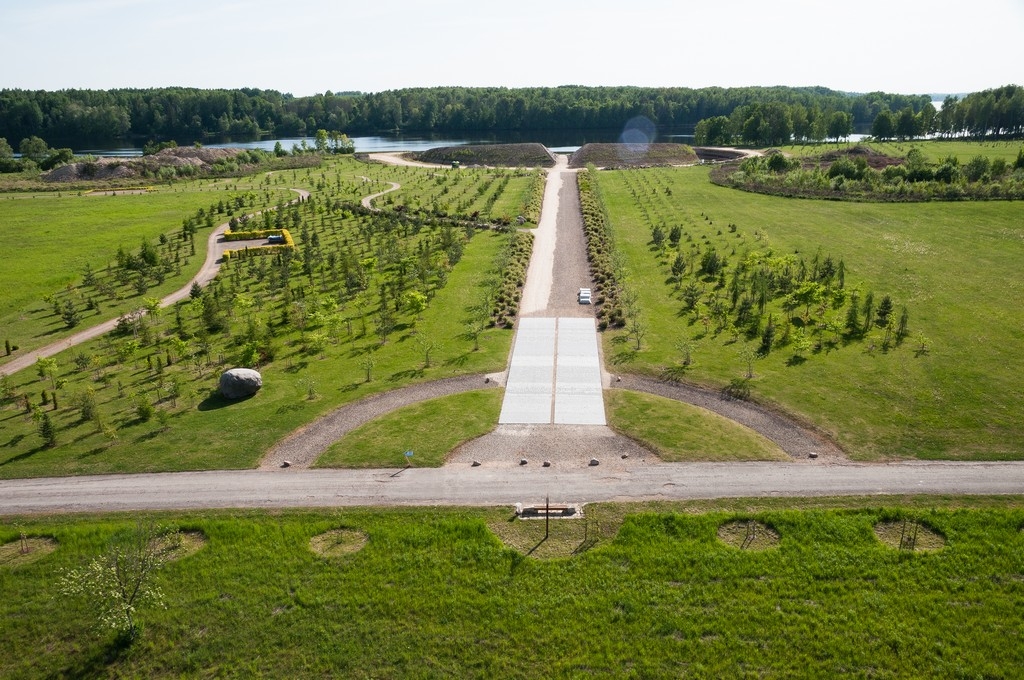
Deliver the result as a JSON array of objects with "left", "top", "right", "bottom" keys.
[
  {"left": 222, "top": 229, "right": 294, "bottom": 260},
  {"left": 489, "top": 230, "right": 533, "bottom": 328},
  {"left": 578, "top": 169, "right": 626, "bottom": 329}
]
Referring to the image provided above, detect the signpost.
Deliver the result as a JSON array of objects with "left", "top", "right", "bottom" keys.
[{"left": 404, "top": 450, "right": 413, "bottom": 467}]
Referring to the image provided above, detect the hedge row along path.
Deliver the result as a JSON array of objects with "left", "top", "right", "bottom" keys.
[{"left": 0, "top": 186, "right": 309, "bottom": 378}]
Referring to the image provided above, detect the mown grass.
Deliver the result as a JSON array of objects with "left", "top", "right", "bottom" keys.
[
  {"left": 1, "top": 499, "right": 1022, "bottom": 677},
  {"left": 316, "top": 389, "right": 503, "bottom": 468},
  {"left": 605, "top": 390, "right": 789, "bottom": 461},
  {"left": 0, "top": 178, "right": 304, "bottom": 364},
  {"left": 0, "top": 227, "right": 512, "bottom": 479},
  {"left": 779, "top": 138, "right": 1024, "bottom": 163},
  {"left": 0, "top": 156, "right": 529, "bottom": 478},
  {"left": 593, "top": 165, "right": 1024, "bottom": 460}
]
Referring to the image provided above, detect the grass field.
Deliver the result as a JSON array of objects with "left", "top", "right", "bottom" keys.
[
  {"left": 0, "top": 156, "right": 553, "bottom": 478},
  {"left": 0, "top": 177, "right": 309, "bottom": 365},
  {"left": 605, "top": 390, "right": 788, "bottom": 461},
  {"left": 316, "top": 389, "right": 504, "bottom": 468},
  {"left": 592, "top": 164, "right": 1024, "bottom": 460},
  {"left": 1, "top": 498, "right": 1022, "bottom": 677},
  {"left": 779, "top": 139, "right": 1024, "bottom": 163}
]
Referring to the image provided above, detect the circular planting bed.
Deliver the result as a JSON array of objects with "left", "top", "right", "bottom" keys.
[
  {"left": 156, "top": 530, "right": 208, "bottom": 561},
  {"left": 717, "top": 520, "right": 780, "bottom": 551},
  {"left": 873, "top": 520, "right": 946, "bottom": 552},
  {"left": 0, "top": 537, "right": 58, "bottom": 568},
  {"left": 310, "top": 529, "right": 369, "bottom": 558}
]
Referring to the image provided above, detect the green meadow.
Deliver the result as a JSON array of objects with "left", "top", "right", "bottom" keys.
[
  {"left": 2, "top": 499, "right": 1022, "bottom": 677},
  {"left": 0, "top": 178, "right": 305, "bottom": 364},
  {"left": 0, "top": 157, "right": 539, "bottom": 478},
  {"left": 592, "top": 160, "right": 1024, "bottom": 460}
]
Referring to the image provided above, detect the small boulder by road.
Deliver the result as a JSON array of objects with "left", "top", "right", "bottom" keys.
[{"left": 219, "top": 368, "right": 263, "bottom": 399}]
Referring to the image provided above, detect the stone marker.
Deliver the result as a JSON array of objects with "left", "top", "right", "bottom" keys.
[
  {"left": 589, "top": 458, "right": 600, "bottom": 466},
  {"left": 219, "top": 368, "right": 262, "bottom": 399},
  {"left": 519, "top": 458, "right": 528, "bottom": 466},
  {"left": 471, "top": 460, "right": 481, "bottom": 467},
  {"left": 542, "top": 460, "right": 551, "bottom": 467}
]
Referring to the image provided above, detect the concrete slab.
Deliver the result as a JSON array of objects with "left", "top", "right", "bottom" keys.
[
  {"left": 554, "top": 318, "right": 606, "bottom": 425},
  {"left": 500, "top": 317, "right": 605, "bottom": 425},
  {"left": 499, "top": 318, "right": 555, "bottom": 424}
]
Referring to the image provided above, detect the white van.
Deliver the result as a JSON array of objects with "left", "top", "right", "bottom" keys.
[{"left": 577, "top": 288, "right": 592, "bottom": 304}]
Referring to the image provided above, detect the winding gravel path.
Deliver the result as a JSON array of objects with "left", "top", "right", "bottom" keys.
[
  {"left": 261, "top": 375, "right": 499, "bottom": 470},
  {"left": 0, "top": 187, "right": 309, "bottom": 377}
]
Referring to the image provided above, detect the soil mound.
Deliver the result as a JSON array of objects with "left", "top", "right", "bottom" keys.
[
  {"left": 569, "top": 143, "right": 698, "bottom": 168},
  {"left": 414, "top": 143, "right": 555, "bottom": 167},
  {"left": 43, "top": 147, "right": 246, "bottom": 182}
]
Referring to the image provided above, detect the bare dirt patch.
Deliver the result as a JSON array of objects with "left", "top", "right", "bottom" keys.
[
  {"left": 0, "top": 536, "right": 58, "bottom": 568},
  {"left": 873, "top": 520, "right": 946, "bottom": 552},
  {"left": 310, "top": 528, "right": 369, "bottom": 558},
  {"left": 717, "top": 520, "right": 780, "bottom": 550}
]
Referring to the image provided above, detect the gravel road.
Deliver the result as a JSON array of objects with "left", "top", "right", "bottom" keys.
[{"left": 2, "top": 461, "right": 1022, "bottom": 514}]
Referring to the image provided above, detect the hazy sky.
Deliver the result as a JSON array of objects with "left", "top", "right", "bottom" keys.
[{"left": 2, "top": 0, "right": 1021, "bottom": 96}]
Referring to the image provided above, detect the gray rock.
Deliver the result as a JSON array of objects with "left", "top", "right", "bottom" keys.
[
  {"left": 219, "top": 368, "right": 263, "bottom": 399},
  {"left": 519, "top": 458, "right": 528, "bottom": 466},
  {"left": 471, "top": 460, "right": 481, "bottom": 467},
  {"left": 542, "top": 460, "right": 551, "bottom": 467},
  {"left": 589, "top": 458, "right": 600, "bottom": 466}
]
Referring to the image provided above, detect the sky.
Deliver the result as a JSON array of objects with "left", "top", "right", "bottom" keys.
[{"left": 2, "top": 0, "right": 1021, "bottom": 97}]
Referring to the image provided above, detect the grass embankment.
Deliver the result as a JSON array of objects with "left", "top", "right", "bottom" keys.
[
  {"left": 568, "top": 143, "right": 698, "bottom": 168},
  {"left": 2, "top": 500, "right": 1022, "bottom": 677},
  {"left": 0, "top": 157, "right": 527, "bottom": 478},
  {"left": 592, "top": 165, "right": 1024, "bottom": 460}
]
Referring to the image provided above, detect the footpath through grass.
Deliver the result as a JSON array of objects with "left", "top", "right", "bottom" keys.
[
  {"left": 1, "top": 498, "right": 1022, "bottom": 677},
  {"left": 593, "top": 165, "right": 1024, "bottom": 460}
]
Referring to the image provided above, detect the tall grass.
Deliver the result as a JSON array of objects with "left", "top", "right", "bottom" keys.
[{"left": 1, "top": 501, "right": 1021, "bottom": 677}]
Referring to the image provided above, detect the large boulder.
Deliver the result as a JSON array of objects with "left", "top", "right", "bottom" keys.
[{"left": 219, "top": 368, "right": 263, "bottom": 399}]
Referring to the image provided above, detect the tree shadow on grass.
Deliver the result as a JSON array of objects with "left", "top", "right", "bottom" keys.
[
  {"left": 0, "top": 444, "right": 45, "bottom": 467},
  {"left": 56, "top": 631, "right": 134, "bottom": 679},
  {"left": 388, "top": 368, "right": 425, "bottom": 383},
  {"left": 444, "top": 353, "right": 470, "bottom": 368}
]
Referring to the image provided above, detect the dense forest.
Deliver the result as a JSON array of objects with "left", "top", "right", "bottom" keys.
[{"left": 0, "top": 85, "right": 1020, "bottom": 149}]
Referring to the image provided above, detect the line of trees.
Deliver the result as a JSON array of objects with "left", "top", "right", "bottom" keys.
[
  {"left": 696, "top": 85, "right": 1024, "bottom": 147},
  {"left": 1, "top": 85, "right": 936, "bottom": 145}
]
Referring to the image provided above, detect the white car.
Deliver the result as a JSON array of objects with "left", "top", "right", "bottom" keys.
[{"left": 577, "top": 287, "right": 592, "bottom": 304}]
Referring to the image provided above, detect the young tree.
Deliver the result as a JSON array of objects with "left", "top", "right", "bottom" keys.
[
  {"left": 37, "top": 411, "right": 58, "bottom": 448},
  {"left": 36, "top": 357, "right": 59, "bottom": 389},
  {"left": 58, "top": 523, "right": 177, "bottom": 641}
]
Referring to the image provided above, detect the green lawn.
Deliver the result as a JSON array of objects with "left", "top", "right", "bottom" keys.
[
  {"left": 778, "top": 139, "right": 1024, "bottom": 163},
  {"left": 0, "top": 226, "right": 513, "bottom": 479},
  {"left": 317, "top": 389, "right": 503, "bottom": 468},
  {"left": 593, "top": 166, "right": 1024, "bottom": 460},
  {"left": 606, "top": 390, "right": 789, "bottom": 461},
  {"left": 2, "top": 499, "right": 1022, "bottom": 677},
  {"left": 0, "top": 177, "right": 307, "bottom": 365}
]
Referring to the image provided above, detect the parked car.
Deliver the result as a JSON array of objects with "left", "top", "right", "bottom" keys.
[{"left": 577, "top": 287, "right": 592, "bottom": 304}]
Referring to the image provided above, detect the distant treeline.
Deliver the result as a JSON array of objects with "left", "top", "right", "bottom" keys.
[
  {"left": 695, "top": 85, "right": 1024, "bottom": 146},
  {"left": 0, "top": 85, "right": 1019, "bottom": 146}
]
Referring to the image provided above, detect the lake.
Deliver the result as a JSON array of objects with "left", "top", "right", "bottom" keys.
[{"left": 73, "top": 126, "right": 698, "bottom": 158}]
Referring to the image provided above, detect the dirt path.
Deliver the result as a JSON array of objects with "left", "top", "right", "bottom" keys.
[
  {"left": 359, "top": 178, "right": 400, "bottom": 209},
  {"left": 0, "top": 188, "right": 309, "bottom": 377}
]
